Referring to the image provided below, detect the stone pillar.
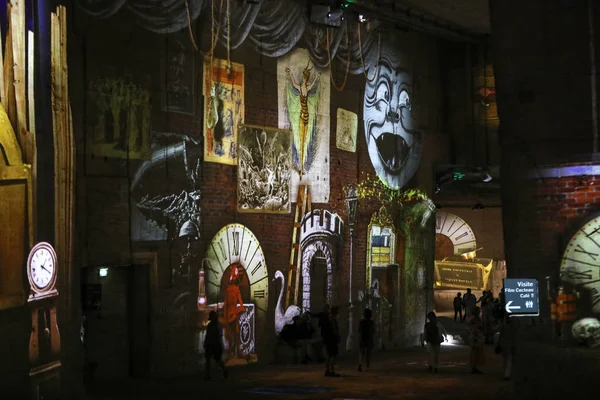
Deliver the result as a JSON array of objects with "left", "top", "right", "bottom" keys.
[
  {"left": 490, "top": 0, "right": 600, "bottom": 394},
  {"left": 490, "top": 0, "right": 600, "bottom": 316}
]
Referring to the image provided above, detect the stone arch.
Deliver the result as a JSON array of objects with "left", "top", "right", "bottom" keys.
[{"left": 301, "top": 240, "right": 334, "bottom": 312}]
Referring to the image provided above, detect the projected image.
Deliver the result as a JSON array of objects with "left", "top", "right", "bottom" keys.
[
  {"left": 363, "top": 45, "right": 422, "bottom": 190},
  {"left": 237, "top": 125, "right": 291, "bottom": 213},
  {"left": 203, "top": 223, "right": 269, "bottom": 365}
]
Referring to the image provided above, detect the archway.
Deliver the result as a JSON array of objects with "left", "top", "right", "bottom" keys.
[{"left": 301, "top": 240, "right": 334, "bottom": 312}]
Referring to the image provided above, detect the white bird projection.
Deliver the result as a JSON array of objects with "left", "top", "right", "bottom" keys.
[{"left": 273, "top": 270, "right": 301, "bottom": 334}]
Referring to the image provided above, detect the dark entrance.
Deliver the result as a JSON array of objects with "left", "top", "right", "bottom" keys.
[
  {"left": 82, "top": 264, "right": 151, "bottom": 380},
  {"left": 310, "top": 250, "right": 328, "bottom": 310}
]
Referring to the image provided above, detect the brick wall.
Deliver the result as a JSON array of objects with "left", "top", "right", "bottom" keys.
[{"left": 61, "top": 5, "right": 451, "bottom": 376}]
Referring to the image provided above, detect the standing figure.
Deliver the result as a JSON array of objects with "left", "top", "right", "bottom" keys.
[
  {"left": 223, "top": 265, "right": 246, "bottom": 359},
  {"left": 497, "top": 314, "right": 515, "bottom": 380},
  {"left": 424, "top": 311, "right": 447, "bottom": 373},
  {"left": 204, "top": 310, "right": 228, "bottom": 380},
  {"left": 358, "top": 308, "right": 375, "bottom": 372},
  {"left": 468, "top": 306, "right": 485, "bottom": 374},
  {"left": 322, "top": 305, "right": 341, "bottom": 377},
  {"left": 463, "top": 288, "right": 477, "bottom": 321},
  {"left": 284, "top": 61, "right": 320, "bottom": 176},
  {"left": 453, "top": 292, "right": 463, "bottom": 322}
]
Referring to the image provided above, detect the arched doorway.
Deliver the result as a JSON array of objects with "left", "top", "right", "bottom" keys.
[{"left": 309, "top": 250, "right": 328, "bottom": 310}]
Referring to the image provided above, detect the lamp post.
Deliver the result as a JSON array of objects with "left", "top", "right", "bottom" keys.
[{"left": 345, "top": 184, "right": 358, "bottom": 351}]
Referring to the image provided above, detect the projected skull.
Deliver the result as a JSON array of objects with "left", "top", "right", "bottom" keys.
[
  {"left": 363, "top": 51, "right": 422, "bottom": 190},
  {"left": 572, "top": 317, "right": 600, "bottom": 347}
]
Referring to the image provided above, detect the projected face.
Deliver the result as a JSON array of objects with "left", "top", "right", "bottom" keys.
[{"left": 363, "top": 59, "right": 421, "bottom": 189}]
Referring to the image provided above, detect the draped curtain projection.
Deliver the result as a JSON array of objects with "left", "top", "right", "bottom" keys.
[{"left": 76, "top": 0, "right": 382, "bottom": 74}]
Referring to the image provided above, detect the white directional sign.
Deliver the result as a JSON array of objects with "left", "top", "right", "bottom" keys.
[{"left": 503, "top": 278, "right": 539, "bottom": 316}]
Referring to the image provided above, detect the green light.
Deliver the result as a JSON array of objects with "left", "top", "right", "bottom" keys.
[{"left": 453, "top": 172, "right": 465, "bottom": 180}]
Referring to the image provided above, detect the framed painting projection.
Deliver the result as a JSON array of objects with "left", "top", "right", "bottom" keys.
[
  {"left": 161, "top": 34, "right": 195, "bottom": 115},
  {"left": 336, "top": 108, "right": 357, "bottom": 153},
  {"left": 237, "top": 125, "right": 291, "bottom": 213},
  {"left": 85, "top": 77, "right": 152, "bottom": 160},
  {"left": 203, "top": 57, "right": 245, "bottom": 165},
  {"left": 277, "top": 48, "right": 330, "bottom": 203}
]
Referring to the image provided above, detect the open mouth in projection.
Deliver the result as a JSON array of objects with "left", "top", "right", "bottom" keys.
[{"left": 375, "top": 132, "right": 410, "bottom": 174}]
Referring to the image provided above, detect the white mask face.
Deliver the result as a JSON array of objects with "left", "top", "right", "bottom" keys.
[{"left": 363, "top": 58, "right": 421, "bottom": 190}]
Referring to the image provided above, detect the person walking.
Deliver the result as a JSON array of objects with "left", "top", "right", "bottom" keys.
[
  {"left": 453, "top": 292, "right": 463, "bottom": 322},
  {"left": 468, "top": 306, "right": 485, "bottom": 374},
  {"left": 358, "top": 308, "right": 375, "bottom": 372},
  {"left": 203, "top": 310, "right": 228, "bottom": 380},
  {"left": 423, "top": 311, "right": 446, "bottom": 373},
  {"left": 323, "top": 306, "right": 341, "bottom": 377}
]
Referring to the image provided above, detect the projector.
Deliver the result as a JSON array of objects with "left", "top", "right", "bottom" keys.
[{"left": 310, "top": 5, "right": 344, "bottom": 27}]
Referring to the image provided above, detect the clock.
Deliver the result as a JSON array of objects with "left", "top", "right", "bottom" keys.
[
  {"left": 435, "top": 212, "right": 477, "bottom": 255},
  {"left": 560, "top": 215, "right": 600, "bottom": 313},
  {"left": 27, "top": 242, "right": 58, "bottom": 296},
  {"left": 204, "top": 223, "right": 268, "bottom": 361}
]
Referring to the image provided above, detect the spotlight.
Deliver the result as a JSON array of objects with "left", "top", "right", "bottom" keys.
[
  {"left": 327, "top": 12, "right": 332, "bottom": 18},
  {"left": 358, "top": 13, "right": 367, "bottom": 23}
]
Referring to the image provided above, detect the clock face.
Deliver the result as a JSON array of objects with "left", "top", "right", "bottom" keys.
[
  {"left": 204, "top": 223, "right": 268, "bottom": 361},
  {"left": 435, "top": 212, "right": 477, "bottom": 255},
  {"left": 27, "top": 242, "right": 57, "bottom": 292},
  {"left": 560, "top": 216, "right": 600, "bottom": 313}
]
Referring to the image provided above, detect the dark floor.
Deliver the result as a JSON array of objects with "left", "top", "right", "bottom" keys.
[{"left": 86, "top": 343, "right": 512, "bottom": 400}]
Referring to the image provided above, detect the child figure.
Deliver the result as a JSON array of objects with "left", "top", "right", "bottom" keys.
[
  {"left": 358, "top": 308, "right": 375, "bottom": 372},
  {"left": 203, "top": 310, "right": 228, "bottom": 380},
  {"left": 424, "top": 311, "right": 446, "bottom": 373}
]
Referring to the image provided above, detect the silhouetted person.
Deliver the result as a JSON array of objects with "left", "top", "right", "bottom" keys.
[
  {"left": 497, "top": 314, "right": 515, "bottom": 380},
  {"left": 463, "top": 288, "right": 476, "bottom": 321},
  {"left": 204, "top": 311, "right": 228, "bottom": 380},
  {"left": 309, "top": 304, "right": 331, "bottom": 340},
  {"left": 468, "top": 306, "right": 485, "bottom": 374},
  {"left": 453, "top": 292, "right": 463, "bottom": 322},
  {"left": 424, "top": 311, "right": 447, "bottom": 373},
  {"left": 358, "top": 308, "right": 375, "bottom": 372},
  {"left": 323, "top": 306, "right": 341, "bottom": 377}
]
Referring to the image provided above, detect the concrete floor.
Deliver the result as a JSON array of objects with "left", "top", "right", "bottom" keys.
[{"left": 87, "top": 344, "right": 513, "bottom": 400}]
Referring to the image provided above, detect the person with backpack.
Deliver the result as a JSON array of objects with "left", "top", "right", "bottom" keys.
[
  {"left": 423, "top": 311, "right": 447, "bottom": 373},
  {"left": 358, "top": 308, "right": 375, "bottom": 372}
]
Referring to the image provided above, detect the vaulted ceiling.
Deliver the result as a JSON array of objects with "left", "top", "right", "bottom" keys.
[
  {"left": 347, "top": 0, "right": 490, "bottom": 42},
  {"left": 399, "top": 0, "right": 490, "bottom": 35}
]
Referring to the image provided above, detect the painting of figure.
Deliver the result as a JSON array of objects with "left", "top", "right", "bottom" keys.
[
  {"left": 204, "top": 58, "right": 244, "bottom": 165},
  {"left": 237, "top": 125, "right": 291, "bottom": 213},
  {"left": 278, "top": 48, "right": 330, "bottom": 203},
  {"left": 161, "top": 37, "right": 194, "bottom": 115},
  {"left": 336, "top": 108, "right": 358, "bottom": 153},
  {"left": 86, "top": 77, "right": 152, "bottom": 160},
  {"left": 363, "top": 43, "right": 422, "bottom": 190}
]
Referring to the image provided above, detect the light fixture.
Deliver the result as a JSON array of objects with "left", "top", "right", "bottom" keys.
[
  {"left": 98, "top": 268, "right": 108, "bottom": 278},
  {"left": 359, "top": 13, "right": 367, "bottom": 23},
  {"left": 482, "top": 172, "right": 492, "bottom": 182}
]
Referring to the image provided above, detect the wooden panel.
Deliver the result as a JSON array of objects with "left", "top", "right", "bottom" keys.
[{"left": 0, "top": 174, "right": 29, "bottom": 308}]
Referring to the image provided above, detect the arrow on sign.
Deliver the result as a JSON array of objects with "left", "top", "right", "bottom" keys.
[{"left": 505, "top": 300, "right": 521, "bottom": 313}]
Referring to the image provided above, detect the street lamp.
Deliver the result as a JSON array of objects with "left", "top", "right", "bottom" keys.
[{"left": 345, "top": 184, "right": 358, "bottom": 351}]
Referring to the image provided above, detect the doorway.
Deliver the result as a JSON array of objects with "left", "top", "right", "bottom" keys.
[
  {"left": 82, "top": 264, "right": 151, "bottom": 380},
  {"left": 310, "top": 251, "right": 328, "bottom": 310}
]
